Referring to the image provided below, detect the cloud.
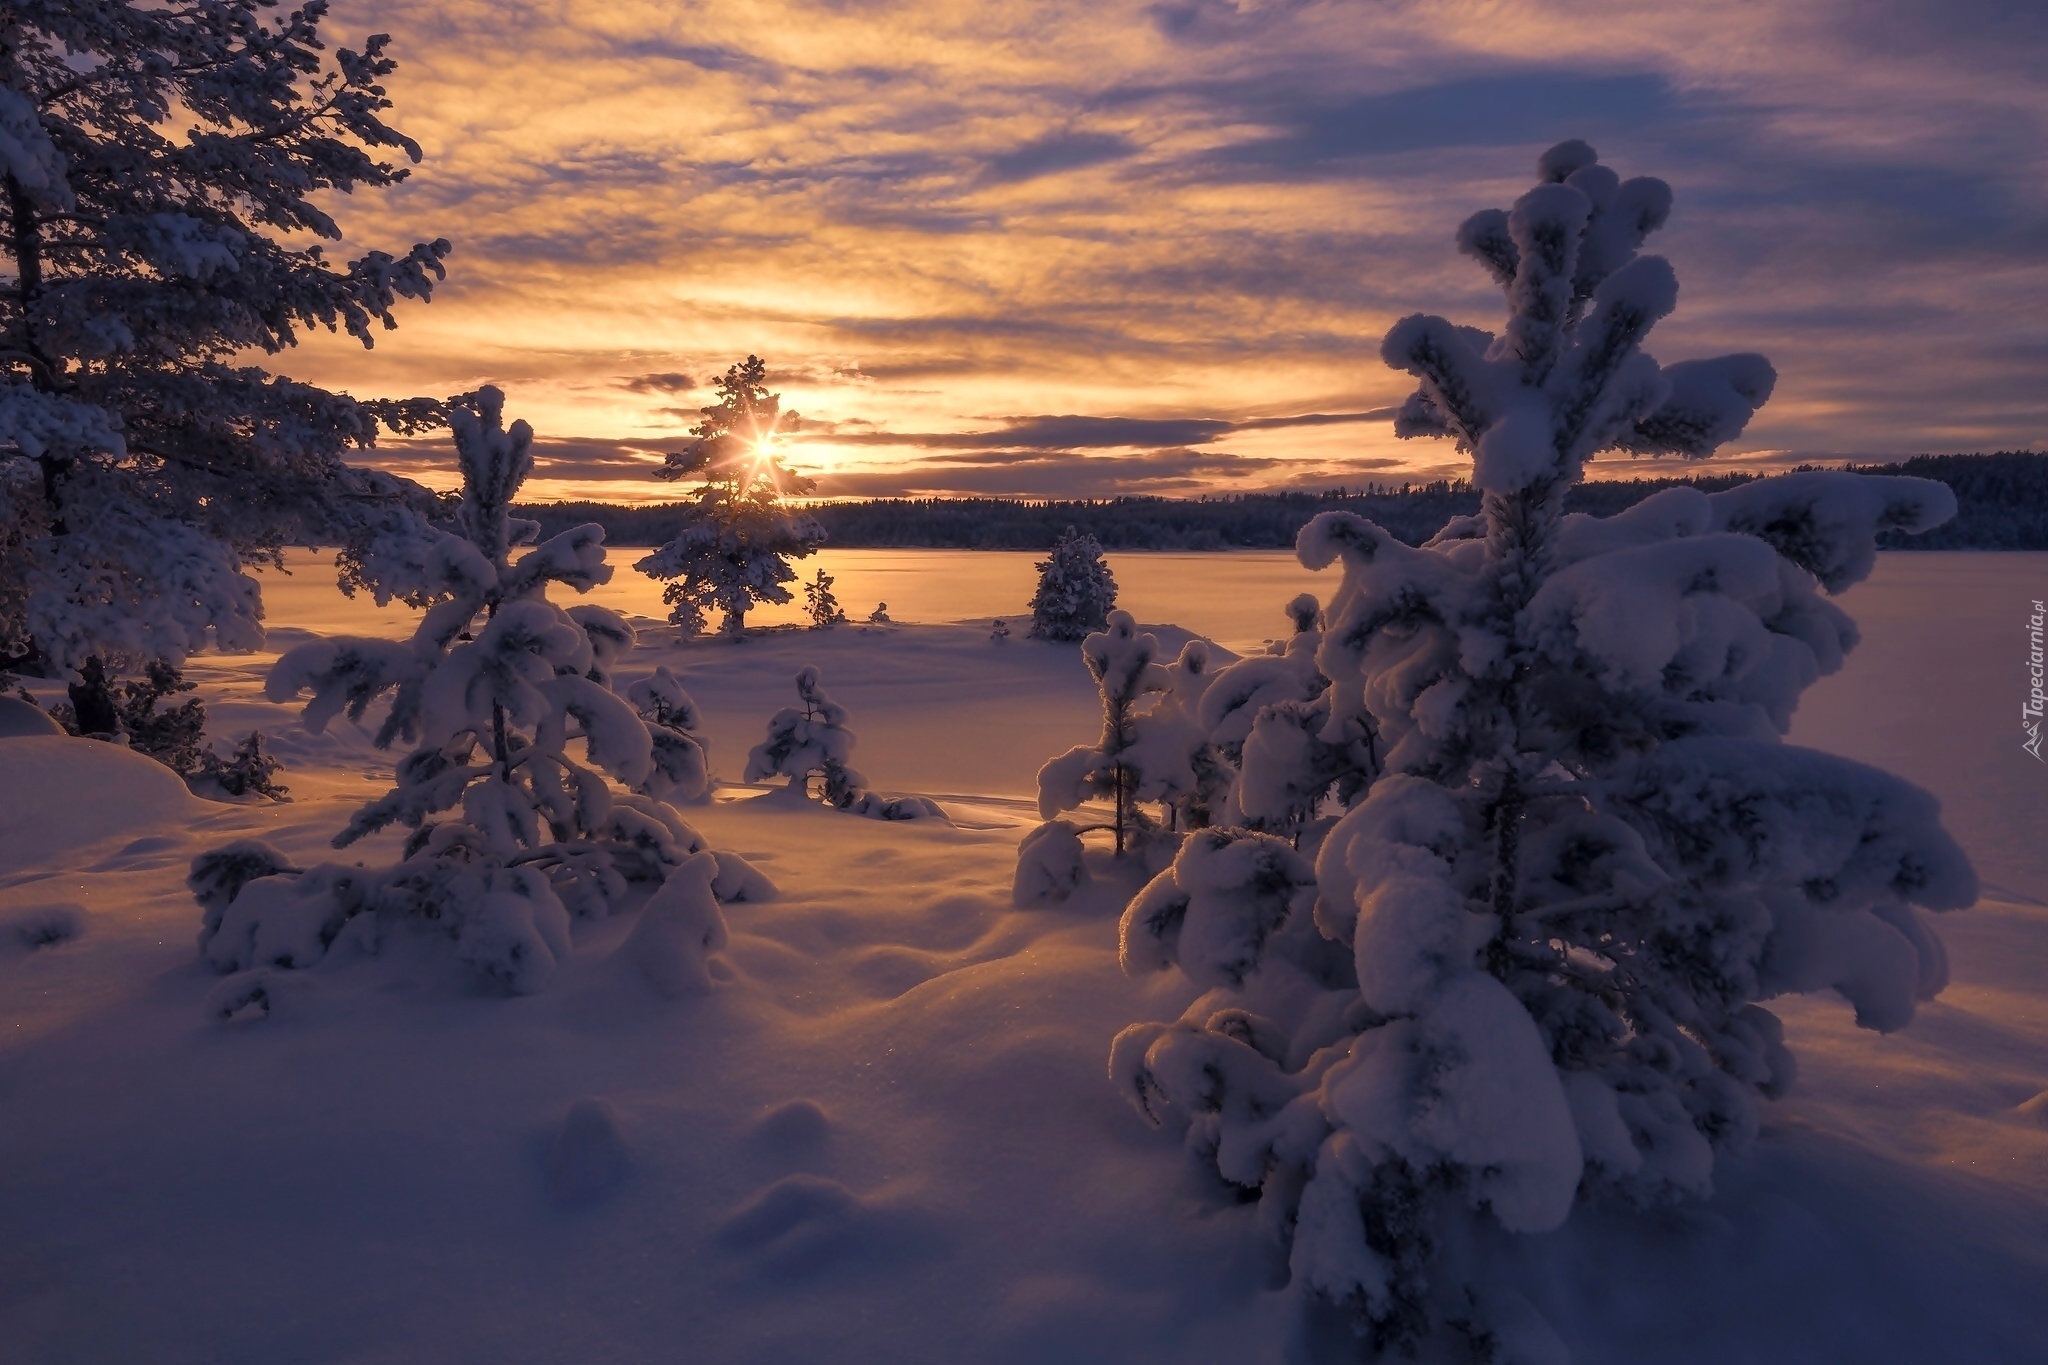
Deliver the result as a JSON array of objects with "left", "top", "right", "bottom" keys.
[
  {"left": 797, "top": 409, "right": 1391, "bottom": 450},
  {"left": 290, "top": 0, "right": 2048, "bottom": 496},
  {"left": 816, "top": 448, "right": 1273, "bottom": 498},
  {"left": 1198, "top": 69, "right": 1681, "bottom": 177},
  {"left": 619, "top": 372, "right": 697, "bottom": 394},
  {"left": 981, "top": 130, "right": 1138, "bottom": 185},
  {"left": 813, "top": 446, "right": 1416, "bottom": 498}
]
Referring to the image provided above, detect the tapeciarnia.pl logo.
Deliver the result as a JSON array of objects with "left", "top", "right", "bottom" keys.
[{"left": 2027, "top": 598, "right": 2046, "bottom": 761}]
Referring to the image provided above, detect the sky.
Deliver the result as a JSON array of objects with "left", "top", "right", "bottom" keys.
[{"left": 289, "top": 0, "right": 2048, "bottom": 503}]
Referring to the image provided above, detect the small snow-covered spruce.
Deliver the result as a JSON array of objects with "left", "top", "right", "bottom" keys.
[
  {"left": 635, "top": 357, "right": 825, "bottom": 637},
  {"left": 1110, "top": 141, "right": 1974, "bottom": 1358},
  {"left": 1032, "top": 612, "right": 1169, "bottom": 861},
  {"left": 802, "top": 568, "right": 847, "bottom": 627},
  {"left": 1020, "top": 614, "right": 1224, "bottom": 905},
  {"left": 866, "top": 601, "right": 891, "bottom": 625},
  {"left": 193, "top": 731, "right": 291, "bottom": 802},
  {"left": 747, "top": 665, "right": 862, "bottom": 806},
  {"left": 189, "top": 389, "right": 761, "bottom": 996},
  {"left": 1028, "top": 526, "right": 1116, "bottom": 641},
  {"left": 0, "top": 3, "right": 448, "bottom": 679},
  {"left": 990, "top": 617, "right": 1010, "bottom": 642},
  {"left": 744, "top": 666, "right": 941, "bottom": 821}
]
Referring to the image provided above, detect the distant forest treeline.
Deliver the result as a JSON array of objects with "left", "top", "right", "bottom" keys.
[{"left": 517, "top": 452, "right": 2048, "bottom": 552}]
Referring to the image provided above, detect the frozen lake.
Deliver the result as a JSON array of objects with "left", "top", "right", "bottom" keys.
[
  {"left": 250, "top": 546, "right": 2048, "bottom": 894},
  {"left": 256, "top": 547, "right": 1339, "bottom": 656}
]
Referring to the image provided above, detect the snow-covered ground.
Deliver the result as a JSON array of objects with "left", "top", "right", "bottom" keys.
[{"left": 2, "top": 551, "right": 2044, "bottom": 1364}]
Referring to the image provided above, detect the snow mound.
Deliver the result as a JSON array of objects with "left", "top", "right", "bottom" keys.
[
  {"left": 0, "top": 696, "right": 63, "bottom": 737},
  {"left": 546, "top": 1098, "right": 631, "bottom": 1205},
  {"left": 613, "top": 852, "right": 731, "bottom": 996},
  {"left": 715, "top": 1174, "right": 935, "bottom": 1281},
  {"left": 749, "top": 1099, "right": 833, "bottom": 1160},
  {"left": 0, "top": 735, "right": 208, "bottom": 861}
]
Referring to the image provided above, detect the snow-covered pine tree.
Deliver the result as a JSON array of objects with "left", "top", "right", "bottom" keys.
[
  {"left": 802, "top": 567, "right": 847, "bottom": 627},
  {"left": 1032, "top": 611, "right": 1171, "bottom": 862},
  {"left": 746, "top": 665, "right": 862, "bottom": 806},
  {"left": 1020, "top": 613, "right": 1225, "bottom": 908},
  {"left": 1028, "top": 526, "right": 1116, "bottom": 641},
  {"left": 745, "top": 665, "right": 941, "bottom": 820},
  {"left": 1173, "top": 596, "right": 1381, "bottom": 847},
  {"left": 1110, "top": 142, "right": 1975, "bottom": 1358},
  {"left": 0, "top": 1, "right": 449, "bottom": 676},
  {"left": 189, "top": 389, "right": 764, "bottom": 996},
  {"left": 635, "top": 356, "right": 825, "bottom": 637}
]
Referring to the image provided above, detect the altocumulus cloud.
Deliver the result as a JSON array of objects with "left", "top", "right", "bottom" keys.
[{"left": 287, "top": 0, "right": 2046, "bottom": 498}]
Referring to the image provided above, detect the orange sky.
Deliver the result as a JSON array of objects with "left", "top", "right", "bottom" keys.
[{"left": 286, "top": 0, "right": 2048, "bottom": 503}]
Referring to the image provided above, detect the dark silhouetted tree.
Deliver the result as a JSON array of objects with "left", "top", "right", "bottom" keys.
[
  {"left": 635, "top": 356, "right": 824, "bottom": 636},
  {"left": 1, "top": 0, "right": 449, "bottom": 676}
]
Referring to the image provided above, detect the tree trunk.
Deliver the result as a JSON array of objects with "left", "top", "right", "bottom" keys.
[
  {"left": 1113, "top": 763, "right": 1127, "bottom": 856},
  {"left": 68, "top": 657, "right": 119, "bottom": 738},
  {"left": 5, "top": 172, "right": 52, "bottom": 385}
]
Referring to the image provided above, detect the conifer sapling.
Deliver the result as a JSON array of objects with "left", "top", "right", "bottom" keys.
[
  {"left": 190, "top": 389, "right": 764, "bottom": 997},
  {"left": 1028, "top": 526, "right": 1116, "bottom": 641},
  {"left": 635, "top": 357, "right": 825, "bottom": 637},
  {"left": 745, "top": 666, "right": 942, "bottom": 820},
  {"left": 803, "top": 567, "right": 847, "bottom": 627}
]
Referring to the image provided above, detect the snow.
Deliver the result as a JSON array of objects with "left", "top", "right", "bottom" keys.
[
  {"left": 0, "top": 734, "right": 211, "bottom": 860},
  {"left": 1, "top": 552, "right": 2045, "bottom": 1363}
]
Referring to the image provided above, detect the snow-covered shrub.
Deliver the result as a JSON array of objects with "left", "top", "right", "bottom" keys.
[
  {"left": 48, "top": 658, "right": 206, "bottom": 763},
  {"left": 192, "top": 732, "right": 290, "bottom": 802},
  {"left": 1028, "top": 527, "right": 1117, "bottom": 641},
  {"left": 990, "top": 617, "right": 1011, "bottom": 643},
  {"left": 803, "top": 568, "right": 848, "bottom": 627},
  {"left": 1, "top": 903, "right": 84, "bottom": 952},
  {"left": 1110, "top": 141, "right": 1975, "bottom": 1357},
  {"left": 189, "top": 389, "right": 766, "bottom": 995},
  {"left": 747, "top": 666, "right": 863, "bottom": 805},
  {"left": 109, "top": 661, "right": 207, "bottom": 770},
  {"left": 866, "top": 601, "right": 891, "bottom": 625},
  {"left": 635, "top": 358, "right": 825, "bottom": 636},
  {"left": 0, "top": 4, "right": 447, "bottom": 676},
  {"left": 1013, "top": 819, "right": 1090, "bottom": 906},
  {"left": 1185, "top": 599, "right": 1382, "bottom": 846},
  {"left": 745, "top": 666, "right": 943, "bottom": 820},
  {"left": 1022, "top": 613, "right": 1224, "bottom": 897}
]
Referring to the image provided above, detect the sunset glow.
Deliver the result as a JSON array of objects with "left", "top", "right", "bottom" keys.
[{"left": 285, "top": 0, "right": 2047, "bottom": 502}]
